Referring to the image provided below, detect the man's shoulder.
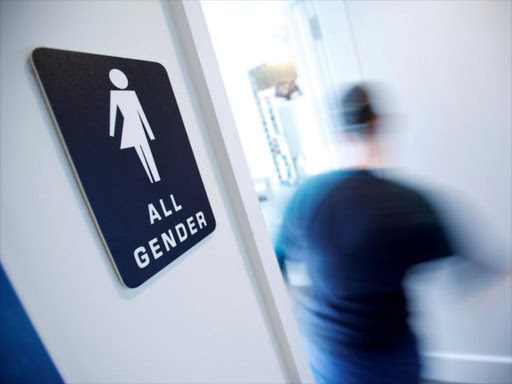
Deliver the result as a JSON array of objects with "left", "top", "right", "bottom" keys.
[
  {"left": 283, "top": 170, "right": 351, "bottom": 220},
  {"left": 311, "top": 170, "right": 434, "bottom": 215},
  {"left": 298, "top": 169, "right": 352, "bottom": 193},
  {"left": 372, "top": 175, "right": 432, "bottom": 204}
]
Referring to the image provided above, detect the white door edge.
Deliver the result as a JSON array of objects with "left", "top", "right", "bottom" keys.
[{"left": 163, "top": 1, "right": 314, "bottom": 382}]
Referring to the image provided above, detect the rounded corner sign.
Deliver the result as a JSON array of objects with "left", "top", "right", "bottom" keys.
[{"left": 31, "top": 48, "right": 216, "bottom": 288}]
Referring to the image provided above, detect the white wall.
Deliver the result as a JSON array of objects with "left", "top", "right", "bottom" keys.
[
  {"left": 0, "top": 1, "right": 290, "bottom": 382},
  {"left": 292, "top": 1, "right": 511, "bottom": 382}
]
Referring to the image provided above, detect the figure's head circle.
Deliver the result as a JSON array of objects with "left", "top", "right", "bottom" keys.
[{"left": 109, "top": 68, "right": 128, "bottom": 89}]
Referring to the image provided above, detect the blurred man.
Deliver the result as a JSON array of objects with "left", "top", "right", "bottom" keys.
[{"left": 275, "top": 84, "right": 453, "bottom": 384}]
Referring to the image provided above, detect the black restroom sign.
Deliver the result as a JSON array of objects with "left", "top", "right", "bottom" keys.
[{"left": 32, "top": 48, "right": 216, "bottom": 288}]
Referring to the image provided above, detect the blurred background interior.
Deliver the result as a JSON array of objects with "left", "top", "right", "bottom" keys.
[{"left": 202, "top": 1, "right": 511, "bottom": 383}]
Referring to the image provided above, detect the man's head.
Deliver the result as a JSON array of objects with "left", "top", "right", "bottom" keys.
[
  {"left": 336, "top": 83, "right": 387, "bottom": 168},
  {"left": 341, "top": 84, "right": 378, "bottom": 139}
]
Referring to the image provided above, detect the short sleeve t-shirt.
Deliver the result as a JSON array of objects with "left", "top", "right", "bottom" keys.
[{"left": 276, "top": 169, "right": 453, "bottom": 352}]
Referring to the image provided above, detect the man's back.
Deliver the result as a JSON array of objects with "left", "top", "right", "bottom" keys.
[{"left": 276, "top": 169, "right": 452, "bottom": 382}]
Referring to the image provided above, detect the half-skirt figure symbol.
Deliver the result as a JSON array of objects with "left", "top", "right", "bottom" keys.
[{"left": 109, "top": 68, "right": 161, "bottom": 183}]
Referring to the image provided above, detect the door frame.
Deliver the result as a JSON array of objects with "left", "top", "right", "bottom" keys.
[{"left": 163, "top": 1, "right": 313, "bottom": 382}]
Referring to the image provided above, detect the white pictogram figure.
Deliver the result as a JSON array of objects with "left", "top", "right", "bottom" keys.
[{"left": 109, "top": 68, "right": 161, "bottom": 183}]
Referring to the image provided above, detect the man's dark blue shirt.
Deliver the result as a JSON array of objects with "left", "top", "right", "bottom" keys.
[{"left": 275, "top": 169, "right": 453, "bottom": 355}]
